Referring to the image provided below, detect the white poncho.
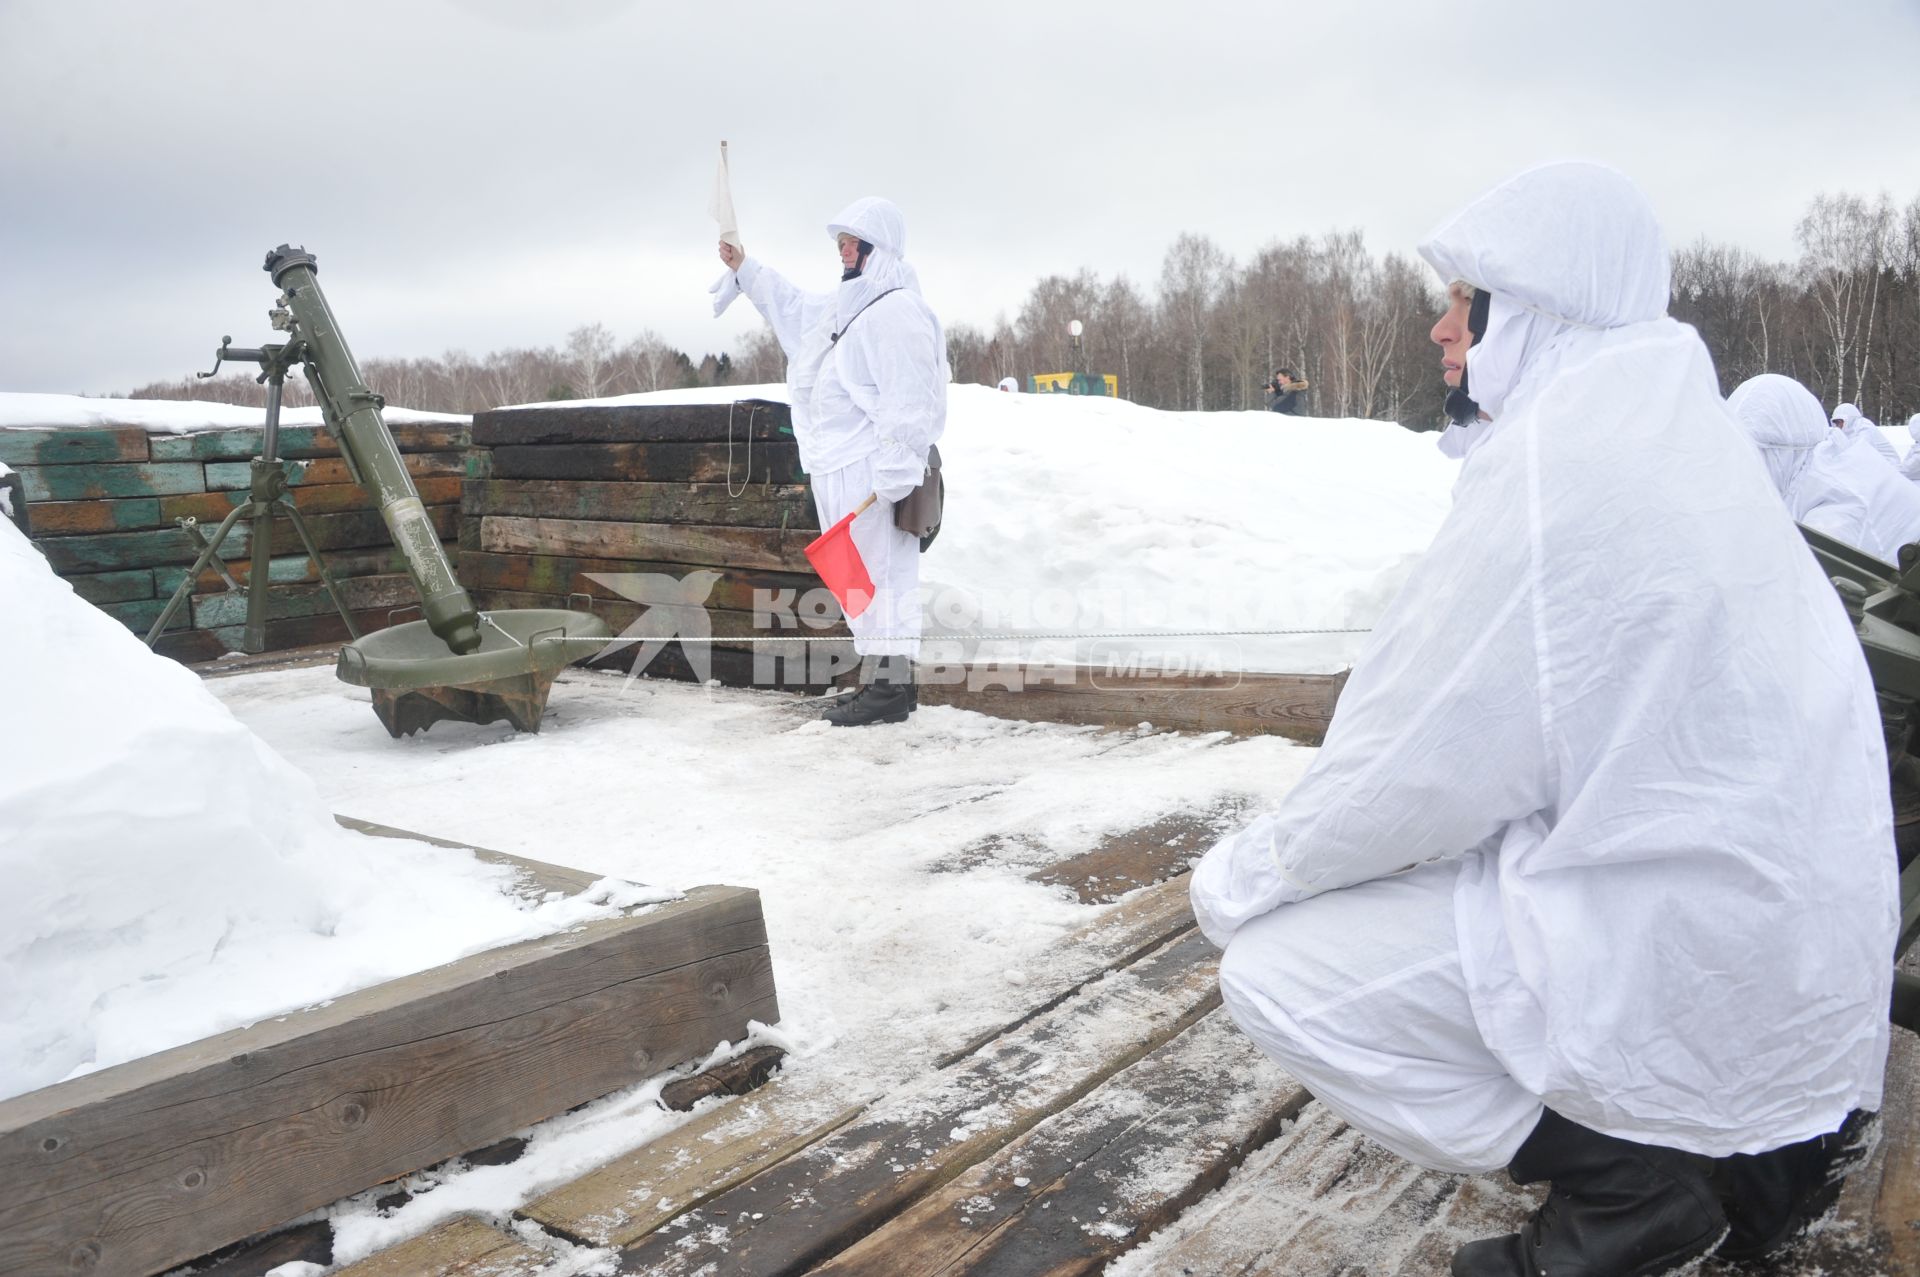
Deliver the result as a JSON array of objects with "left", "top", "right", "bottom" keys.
[
  {"left": 1192, "top": 161, "right": 1896, "bottom": 1156},
  {"left": 733, "top": 197, "right": 948, "bottom": 500},
  {"left": 1731, "top": 373, "right": 1920, "bottom": 563},
  {"left": 1832, "top": 401, "right": 1900, "bottom": 466}
]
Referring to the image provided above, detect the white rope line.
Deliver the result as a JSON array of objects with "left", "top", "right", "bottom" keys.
[{"left": 535, "top": 626, "right": 1372, "bottom": 644}]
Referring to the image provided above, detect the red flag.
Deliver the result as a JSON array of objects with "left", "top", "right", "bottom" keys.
[{"left": 804, "top": 509, "right": 875, "bottom": 619}]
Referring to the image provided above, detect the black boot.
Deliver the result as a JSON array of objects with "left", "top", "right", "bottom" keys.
[
  {"left": 1714, "top": 1108, "right": 1878, "bottom": 1263},
  {"left": 822, "top": 656, "right": 913, "bottom": 727},
  {"left": 1452, "top": 1110, "right": 1727, "bottom": 1277}
]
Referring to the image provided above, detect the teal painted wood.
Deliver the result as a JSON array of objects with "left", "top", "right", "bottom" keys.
[
  {"left": 0, "top": 427, "right": 149, "bottom": 467},
  {"left": 37, "top": 524, "right": 252, "bottom": 574},
  {"left": 189, "top": 573, "right": 416, "bottom": 628},
  {"left": 18, "top": 463, "right": 207, "bottom": 502},
  {"left": 67, "top": 570, "right": 157, "bottom": 605},
  {"left": 19, "top": 497, "right": 163, "bottom": 535},
  {"left": 148, "top": 426, "right": 339, "bottom": 462},
  {"left": 95, "top": 597, "right": 190, "bottom": 631}
]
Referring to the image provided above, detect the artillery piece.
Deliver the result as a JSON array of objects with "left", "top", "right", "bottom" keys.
[
  {"left": 149, "top": 246, "right": 609, "bottom": 735},
  {"left": 1801, "top": 525, "right": 1920, "bottom": 1033}
]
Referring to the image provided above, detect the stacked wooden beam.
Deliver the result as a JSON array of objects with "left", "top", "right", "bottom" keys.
[
  {"left": 3, "top": 417, "right": 467, "bottom": 663},
  {"left": 462, "top": 400, "right": 849, "bottom": 688}
]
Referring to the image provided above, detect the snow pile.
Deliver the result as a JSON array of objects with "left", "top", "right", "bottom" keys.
[
  {"left": 0, "top": 391, "right": 465, "bottom": 434},
  {"left": 508, "top": 383, "right": 1462, "bottom": 672},
  {"left": 0, "top": 520, "right": 662, "bottom": 1101}
]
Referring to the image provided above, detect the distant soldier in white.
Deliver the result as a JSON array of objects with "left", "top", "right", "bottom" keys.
[
  {"left": 1193, "top": 163, "right": 1896, "bottom": 1277},
  {"left": 716, "top": 198, "right": 948, "bottom": 726},
  {"left": 1730, "top": 373, "right": 1920, "bottom": 562},
  {"left": 1831, "top": 400, "right": 1900, "bottom": 465},
  {"left": 1903, "top": 413, "right": 1920, "bottom": 483}
]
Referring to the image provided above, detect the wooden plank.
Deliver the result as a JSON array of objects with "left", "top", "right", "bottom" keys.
[
  {"left": 1028, "top": 801, "right": 1251, "bottom": 904},
  {"left": 204, "top": 450, "right": 465, "bottom": 491},
  {"left": 917, "top": 664, "right": 1348, "bottom": 745},
  {"left": 611, "top": 929, "right": 1222, "bottom": 1276},
  {"left": 94, "top": 596, "right": 191, "bottom": 632},
  {"left": 810, "top": 1013, "right": 1308, "bottom": 1277},
  {"left": 154, "top": 544, "right": 425, "bottom": 596},
  {"left": 0, "top": 885, "right": 777, "bottom": 1277},
  {"left": 487, "top": 441, "right": 805, "bottom": 486},
  {"left": 202, "top": 605, "right": 404, "bottom": 654},
  {"left": 463, "top": 478, "right": 817, "bottom": 530},
  {"left": 525, "top": 873, "right": 1199, "bottom": 1252},
  {"left": 660, "top": 1046, "right": 788, "bottom": 1112},
  {"left": 161, "top": 475, "right": 463, "bottom": 522},
  {"left": 188, "top": 572, "right": 418, "bottom": 629},
  {"left": 332, "top": 1214, "right": 544, "bottom": 1277},
  {"left": 522, "top": 1078, "right": 866, "bottom": 1249},
  {"left": 19, "top": 497, "right": 161, "bottom": 535},
  {"left": 36, "top": 524, "right": 248, "bottom": 573},
  {"left": 471, "top": 400, "right": 791, "bottom": 448},
  {"left": 457, "top": 550, "right": 820, "bottom": 615},
  {"left": 64, "top": 569, "right": 155, "bottom": 606},
  {"left": 148, "top": 421, "right": 471, "bottom": 462},
  {"left": 169, "top": 1219, "right": 332, "bottom": 1277},
  {"left": 0, "top": 426, "right": 148, "bottom": 467},
  {"left": 298, "top": 504, "right": 459, "bottom": 552},
  {"left": 17, "top": 461, "right": 205, "bottom": 502},
  {"left": 1130, "top": 1103, "right": 1541, "bottom": 1277},
  {"left": 481, "top": 516, "right": 813, "bottom": 573}
]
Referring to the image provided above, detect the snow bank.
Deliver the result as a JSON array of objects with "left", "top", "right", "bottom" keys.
[
  {"left": 0, "top": 391, "right": 466, "bottom": 434},
  {"left": 0, "top": 519, "right": 659, "bottom": 1101},
  {"left": 510, "top": 382, "right": 1461, "bottom": 672}
]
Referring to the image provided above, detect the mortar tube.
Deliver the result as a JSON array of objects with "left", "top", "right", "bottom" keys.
[{"left": 265, "top": 247, "right": 481, "bottom": 654}]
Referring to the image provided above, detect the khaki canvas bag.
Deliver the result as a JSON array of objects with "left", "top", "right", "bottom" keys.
[{"left": 894, "top": 444, "right": 943, "bottom": 551}]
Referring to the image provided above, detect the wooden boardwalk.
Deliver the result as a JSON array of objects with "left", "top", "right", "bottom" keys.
[{"left": 331, "top": 845, "right": 1920, "bottom": 1277}]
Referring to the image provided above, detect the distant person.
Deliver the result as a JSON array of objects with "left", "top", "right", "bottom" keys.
[
  {"left": 1195, "top": 163, "right": 1894, "bottom": 1277},
  {"left": 1265, "top": 369, "right": 1308, "bottom": 414},
  {"left": 1733, "top": 374, "right": 1920, "bottom": 562},
  {"left": 1832, "top": 401, "right": 1900, "bottom": 465},
  {"left": 1904, "top": 413, "right": 1920, "bottom": 483},
  {"left": 997, "top": 376, "right": 1019, "bottom": 393},
  {"left": 716, "top": 197, "right": 948, "bottom": 726}
]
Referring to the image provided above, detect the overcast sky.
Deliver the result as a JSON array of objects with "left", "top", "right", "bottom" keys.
[{"left": 3, "top": 0, "right": 1918, "bottom": 396}]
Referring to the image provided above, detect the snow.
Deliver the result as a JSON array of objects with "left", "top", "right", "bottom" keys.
[
  {"left": 0, "top": 518, "right": 665, "bottom": 1102},
  {"left": 0, "top": 391, "right": 465, "bottom": 433},
  {"left": 202, "top": 662, "right": 1320, "bottom": 1263},
  {"left": 510, "top": 382, "right": 1462, "bottom": 673}
]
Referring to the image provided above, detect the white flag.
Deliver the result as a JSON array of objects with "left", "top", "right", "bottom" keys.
[{"left": 709, "top": 140, "right": 741, "bottom": 249}]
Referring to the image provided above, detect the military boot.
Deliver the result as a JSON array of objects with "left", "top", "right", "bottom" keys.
[
  {"left": 1452, "top": 1109, "right": 1726, "bottom": 1277},
  {"left": 822, "top": 655, "right": 914, "bottom": 727},
  {"left": 1714, "top": 1108, "right": 1878, "bottom": 1263}
]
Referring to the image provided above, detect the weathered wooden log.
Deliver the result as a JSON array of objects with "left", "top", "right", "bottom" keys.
[
  {"left": 915, "top": 664, "right": 1349, "bottom": 745},
  {"left": 162, "top": 475, "right": 462, "bottom": 523},
  {"left": 479, "top": 516, "right": 813, "bottom": 574},
  {"left": 147, "top": 421, "right": 469, "bottom": 462},
  {"left": 17, "top": 462, "right": 205, "bottom": 503},
  {"left": 16, "top": 498, "right": 162, "bottom": 537},
  {"left": 189, "top": 572, "right": 417, "bottom": 629},
  {"left": 37, "top": 507, "right": 456, "bottom": 574},
  {"left": 64, "top": 569, "right": 156, "bottom": 606},
  {"left": 0, "top": 882, "right": 777, "bottom": 1277},
  {"left": 471, "top": 400, "right": 790, "bottom": 448},
  {"left": 463, "top": 478, "right": 816, "bottom": 530},
  {"left": 0, "top": 426, "right": 150, "bottom": 467},
  {"left": 487, "top": 441, "right": 805, "bottom": 486},
  {"left": 457, "top": 551, "right": 821, "bottom": 616},
  {"left": 153, "top": 544, "right": 430, "bottom": 596},
  {"left": 203, "top": 451, "right": 463, "bottom": 491}
]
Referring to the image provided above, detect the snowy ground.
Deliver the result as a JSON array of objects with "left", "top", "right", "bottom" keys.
[{"left": 207, "top": 665, "right": 1318, "bottom": 1266}]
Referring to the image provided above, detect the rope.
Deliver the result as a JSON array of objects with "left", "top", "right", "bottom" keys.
[
  {"left": 724, "top": 401, "right": 753, "bottom": 498},
  {"left": 535, "top": 626, "right": 1372, "bottom": 645}
]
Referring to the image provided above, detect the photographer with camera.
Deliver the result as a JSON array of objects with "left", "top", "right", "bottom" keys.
[{"left": 1266, "top": 368, "right": 1307, "bottom": 414}]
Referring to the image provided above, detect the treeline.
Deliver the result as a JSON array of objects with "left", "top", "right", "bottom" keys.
[
  {"left": 124, "top": 188, "right": 1920, "bottom": 426},
  {"left": 123, "top": 323, "right": 787, "bottom": 414}
]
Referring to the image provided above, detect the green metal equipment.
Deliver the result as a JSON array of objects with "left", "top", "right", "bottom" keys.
[
  {"left": 1801, "top": 525, "right": 1920, "bottom": 1032},
  {"left": 154, "top": 246, "right": 609, "bottom": 736}
]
